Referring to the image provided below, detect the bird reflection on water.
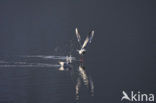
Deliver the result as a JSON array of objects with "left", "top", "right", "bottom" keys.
[
  {"left": 0, "top": 55, "right": 94, "bottom": 100},
  {"left": 0, "top": 27, "right": 95, "bottom": 101},
  {"left": 58, "top": 58, "right": 94, "bottom": 100}
]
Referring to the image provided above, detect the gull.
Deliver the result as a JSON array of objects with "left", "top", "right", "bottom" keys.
[
  {"left": 58, "top": 55, "right": 73, "bottom": 71},
  {"left": 66, "top": 55, "right": 72, "bottom": 64},
  {"left": 75, "top": 28, "right": 94, "bottom": 55},
  {"left": 58, "top": 61, "right": 71, "bottom": 71}
]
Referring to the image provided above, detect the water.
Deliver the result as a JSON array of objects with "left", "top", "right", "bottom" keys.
[
  {"left": 0, "top": 55, "right": 94, "bottom": 103},
  {"left": 0, "top": 1, "right": 156, "bottom": 103}
]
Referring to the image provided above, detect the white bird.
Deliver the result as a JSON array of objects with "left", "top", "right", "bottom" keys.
[
  {"left": 75, "top": 27, "right": 95, "bottom": 55},
  {"left": 121, "top": 91, "right": 131, "bottom": 101},
  {"left": 77, "top": 36, "right": 88, "bottom": 55},
  {"left": 58, "top": 62, "right": 65, "bottom": 71},
  {"left": 66, "top": 55, "right": 72, "bottom": 64}
]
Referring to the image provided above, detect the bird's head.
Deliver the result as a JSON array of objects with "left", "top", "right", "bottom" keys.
[{"left": 77, "top": 49, "right": 86, "bottom": 55}]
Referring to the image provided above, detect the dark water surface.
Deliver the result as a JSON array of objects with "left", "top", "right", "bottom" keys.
[
  {"left": 0, "top": 0, "right": 156, "bottom": 103},
  {"left": 0, "top": 55, "right": 95, "bottom": 103}
]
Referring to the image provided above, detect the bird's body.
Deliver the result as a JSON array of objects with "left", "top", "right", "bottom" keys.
[
  {"left": 77, "top": 48, "right": 86, "bottom": 55},
  {"left": 66, "top": 55, "right": 72, "bottom": 63}
]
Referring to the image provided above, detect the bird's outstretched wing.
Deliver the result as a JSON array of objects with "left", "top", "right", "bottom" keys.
[
  {"left": 75, "top": 28, "right": 81, "bottom": 45},
  {"left": 88, "top": 30, "right": 94, "bottom": 43},
  {"left": 81, "top": 36, "right": 89, "bottom": 49},
  {"left": 81, "top": 30, "right": 94, "bottom": 49}
]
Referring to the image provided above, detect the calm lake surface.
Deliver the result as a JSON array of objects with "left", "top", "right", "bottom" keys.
[
  {"left": 0, "top": 55, "right": 96, "bottom": 103},
  {"left": 0, "top": 1, "right": 156, "bottom": 103}
]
